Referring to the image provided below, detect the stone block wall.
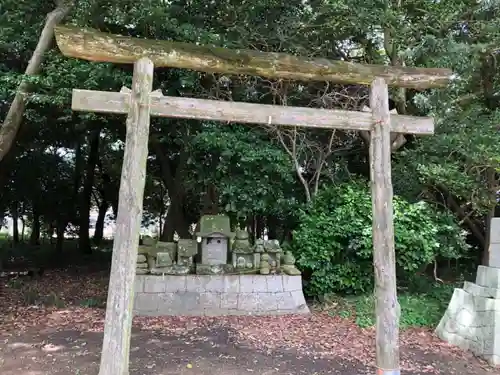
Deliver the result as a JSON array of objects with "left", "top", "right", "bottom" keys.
[
  {"left": 436, "top": 218, "right": 500, "bottom": 366},
  {"left": 487, "top": 218, "right": 500, "bottom": 268},
  {"left": 436, "top": 266, "right": 500, "bottom": 366},
  {"left": 133, "top": 274, "right": 310, "bottom": 316}
]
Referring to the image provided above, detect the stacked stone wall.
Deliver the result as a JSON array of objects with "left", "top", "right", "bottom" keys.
[{"left": 133, "top": 274, "right": 309, "bottom": 316}]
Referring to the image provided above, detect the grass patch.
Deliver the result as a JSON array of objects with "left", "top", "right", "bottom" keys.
[
  {"left": 7, "top": 278, "right": 24, "bottom": 289},
  {"left": 43, "top": 292, "right": 66, "bottom": 308},
  {"left": 322, "top": 280, "right": 457, "bottom": 329},
  {"left": 22, "top": 288, "right": 40, "bottom": 305},
  {"left": 80, "top": 297, "right": 106, "bottom": 308}
]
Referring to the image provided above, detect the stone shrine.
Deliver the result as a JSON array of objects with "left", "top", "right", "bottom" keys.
[
  {"left": 436, "top": 217, "right": 500, "bottom": 365},
  {"left": 133, "top": 214, "right": 309, "bottom": 316},
  {"left": 195, "top": 215, "right": 234, "bottom": 274}
]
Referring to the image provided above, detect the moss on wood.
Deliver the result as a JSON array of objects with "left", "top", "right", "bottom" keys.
[{"left": 54, "top": 25, "right": 453, "bottom": 89}]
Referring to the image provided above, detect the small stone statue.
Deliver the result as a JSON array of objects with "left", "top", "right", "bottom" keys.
[
  {"left": 136, "top": 253, "right": 149, "bottom": 274},
  {"left": 233, "top": 230, "right": 251, "bottom": 251},
  {"left": 282, "top": 251, "right": 301, "bottom": 275},
  {"left": 254, "top": 239, "right": 265, "bottom": 253},
  {"left": 232, "top": 229, "right": 257, "bottom": 271},
  {"left": 142, "top": 236, "right": 156, "bottom": 247},
  {"left": 269, "top": 259, "right": 277, "bottom": 274},
  {"left": 171, "top": 264, "right": 191, "bottom": 275},
  {"left": 156, "top": 252, "right": 173, "bottom": 267},
  {"left": 237, "top": 256, "right": 246, "bottom": 269},
  {"left": 259, "top": 253, "right": 270, "bottom": 275},
  {"left": 136, "top": 246, "right": 150, "bottom": 274}
]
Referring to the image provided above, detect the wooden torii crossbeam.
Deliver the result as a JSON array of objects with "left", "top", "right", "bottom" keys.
[
  {"left": 55, "top": 25, "right": 451, "bottom": 89},
  {"left": 54, "top": 26, "right": 453, "bottom": 375},
  {"left": 72, "top": 88, "right": 434, "bottom": 134}
]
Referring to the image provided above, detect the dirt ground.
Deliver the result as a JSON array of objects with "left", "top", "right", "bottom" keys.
[
  {"left": 0, "top": 324, "right": 496, "bottom": 375},
  {"left": 0, "top": 270, "right": 498, "bottom": 375}
]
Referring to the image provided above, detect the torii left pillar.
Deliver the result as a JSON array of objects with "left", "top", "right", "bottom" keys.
[{"left": 71, "top": 57, "right": 154, "bottom": 375}]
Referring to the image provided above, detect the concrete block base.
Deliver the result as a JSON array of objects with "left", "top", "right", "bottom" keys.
[
  {"left": 133, "top": 274, "right": 310, "bottom": 316},
  {"left": 435, "top": 266, "right": 500, "bottom": 366}
]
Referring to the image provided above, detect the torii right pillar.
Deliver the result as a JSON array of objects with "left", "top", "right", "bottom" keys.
[{"left": 436, "top": 217, "right": 500, "bottom": 366}]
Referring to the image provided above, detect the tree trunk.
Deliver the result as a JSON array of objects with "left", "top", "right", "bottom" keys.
[
  {"left": 381, "top": 4, "right": 407, "bottom": 152},
  {"left": 482, "top": 167, "right": 497, "bottom": 266},
  {"left": 245, "top": 216, "right": 256, "bottom": 243},
  {"left": 56, "top": 221, "right": 66, "bottom": 254},
  {"left": 441, "top": 187, "right": 486, "bottom": 250},
  {"left": 201, "top": 183, "right": 220, "bottom": 215},
  {"left": 54, "top": 25, "right": 452, "bottom": 89},
  {"left": 0, "top": 150, "right": 16, "bottom": 204},
  {"left": 79, "top": 128, "right": 101, "bottom": 254},
  {"left": 159, "top": 184, "right": 164, "bottom": 237},
  {"left": 267, "top": 215, "right": 278, "bottom": 239},
  {"left": 0, "top": 1, "right": 73, "bottom": 162},
  {"left": 12, "top": 204, "right": 19, "bottom": 244},
  {"left": 256, "top": 215, "right": 265, "bottom": 239},
  {"left": 72, "top": 137, "right": 84, "bottom": 208},
  {"left": 29, "top": 204, "right": 41, "bottom": 245},
  {"left": 96, "top": 159, "right": 119, "bottom": 220},
  {"left": 111, "top": 200, "right": 118, "bottom": 219},
  {"left": 160, "top": 200, "right": 191, "bottom": 241},
  {"left": 94, "top": 200, "right": 108, "bottom": 245},
  {"left": 21, "top": 216, "right": 25, "bottom": 241},
  {"left": 151, "top": 135, "right": 191, "bottom": 241},
  {"left": 161, "top": 205, "right": 176, "bottom": 242}
]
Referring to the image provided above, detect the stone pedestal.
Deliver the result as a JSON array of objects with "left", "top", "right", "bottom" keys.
[
  {"left": 436, "top": 218, "right": 500, "bottom": 366},
  {"left": 133, "top": 274, "right": 310, "bottom": 316}
]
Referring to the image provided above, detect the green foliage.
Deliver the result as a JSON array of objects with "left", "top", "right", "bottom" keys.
[
  {"left": 359, "top": 284, "right": 454, "bottom": 329},
  {"left": 393, "top": 1, "right": 500, "bottom": 217},
  {"left": 188, "top": 124, "right": 298, "bottom": 219},
  {"left": 20, "top": 286, "right": 66, "bottom": 307},
  {"left": 43, "top": 292, "right": 66, "bottom": 308},
  {"left": 80, "top": 297, "right": 106, "bottom": 308},
  {"left": 325, "top": 278, "right": 457, "bottom": 329},
  {"left": 291, "top": 180, "right": 470, "bottom": 296},
  {"left": 7, "top": 278, "right": 24, "bottom": 289},
  {"left": 22, "top": 287, "right": 39, "bottom": 305}
]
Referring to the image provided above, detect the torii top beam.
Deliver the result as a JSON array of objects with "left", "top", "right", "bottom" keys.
[{"left": 54, "top": 25, "right": 453, "bottom": 89}]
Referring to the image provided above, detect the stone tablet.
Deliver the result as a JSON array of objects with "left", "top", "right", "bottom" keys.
[
  {"left": 177, "top": 239, "right": 197, "bottom": 257},
  {"left": 156, "top": 241, "right": 177, "bottom": 259},
  {"left": 156, "top": 252, "right": 173, "bottom": 267},
  {"left": 201, "top": 235, "right": 228, "bottom": 265}
]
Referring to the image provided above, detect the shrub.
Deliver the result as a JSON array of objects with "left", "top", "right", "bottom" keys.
[
  {"left": 80, "top": 297, "right": 106, "bottom": 308},
  {"left": 291, "top": 180, "right": 470, "bottom": 297},
  {"left": 331, "top": 280, "right": 456, "bottom": 328}
]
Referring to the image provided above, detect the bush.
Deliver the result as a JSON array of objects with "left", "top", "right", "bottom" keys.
[
  {"left": 291, "top": 180, "right": 470, "bottom": 297},
  {"left": 328, "top": 279, "right": 456, "bottom": 328}
]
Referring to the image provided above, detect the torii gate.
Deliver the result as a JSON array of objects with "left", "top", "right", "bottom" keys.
[{"left": 54, "top": 25, "right": 452, "bottom": 375}]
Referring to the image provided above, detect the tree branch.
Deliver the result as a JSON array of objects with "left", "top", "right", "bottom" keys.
[
  {"left": 275, "top": 128, "right": 312, "bottom": 203},
  {"left": 0, "top": 1, "right": 73, "bottom": 162}
]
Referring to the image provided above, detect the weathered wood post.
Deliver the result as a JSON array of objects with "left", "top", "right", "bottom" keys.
[
  {"left": 370, "top": 77, "right": 400, "bottom": 375},
  {"left": 98, "top": 57, "right": 154, "bottom": 375}
]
